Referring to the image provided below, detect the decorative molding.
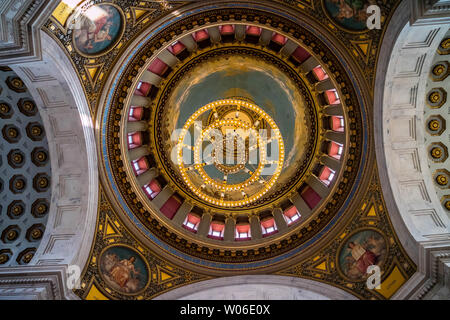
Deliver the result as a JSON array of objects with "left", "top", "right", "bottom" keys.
[
  {"left": 0, "top": 0, "right": 60, "bottom": 64},
  {"left": 402, "top": 28, "right": 440, "bottom": 49},
  {"left": 375, "top": 0, "right": 450, "bottom": 300},
  {"left": 1, "top": 31, "right": 99, "bottom": 299},
  {"left": 411, "top": 0, "right": 450, "bottom": 25},
  {"left": 155, "top": 275, "right": 358, "bottom": 300},
  {"left": 0, "top": 265, "right": 70, "bottom": 300},
  {"left": 394, "top": 54, "right": 426, "bottom": 78},
  {"left": 394, "top": 243, "right": 450, "bottom": 299}
]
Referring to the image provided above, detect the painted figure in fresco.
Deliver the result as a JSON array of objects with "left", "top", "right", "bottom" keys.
[
  {"left": 328, "top": 0, "right": 376, "bottom": 24},
  {"left": 73, "top": 5, "right": 117, "bottom": 53},
  {"left": 94, "top": 20, "right": 113, "bottom": 43},
  {"left": 347, "top": 241, "right": 377, "bottom": 274},
  {"left": 341, "top": 232, "right": 386, "bottom": 280},
  {"left": 102, "top": 253, "right": 141, "bottom": 293}
]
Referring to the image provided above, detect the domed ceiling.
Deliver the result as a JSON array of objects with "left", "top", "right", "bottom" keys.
[
  {"left": 106, "top": 7, "right": 364, "bottom": 268},
  {"left": 44, "top": 0, "right": 417, "bottom": 299}
]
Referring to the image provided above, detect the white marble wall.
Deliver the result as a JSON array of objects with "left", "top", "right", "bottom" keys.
[
  {"left": 374, "top": 0, "right": 450, "bottom": 299},
  {"left": 155, "top": 275, "right": 357, "bottom": 300},
  {"left": 0, "top": 31, "right": 99, "bottom": 300}
]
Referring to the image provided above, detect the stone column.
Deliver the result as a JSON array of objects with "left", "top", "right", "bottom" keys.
[
  {"left": 197, "top": 213, "right": 212, "bottom": 237},
  {"left": 273, "top": 208, "right": 288, "bottom": 232},
  {"left": 250, "top": 215, "right": 262, "bottom": 240},
  {"left": 172, "top": 202, "right": 193, "bottom": 225},
  {"left": 224, "top": 217, "right": 235, "bottom": 241}
]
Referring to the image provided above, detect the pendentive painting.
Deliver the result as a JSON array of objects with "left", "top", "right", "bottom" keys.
[
  {"left": 72, "top": 4, "right": 124, "bottom": 56},
  {"left": 99, "top": 245, "right": 149, "bottom": 294},
  {"left": 338, "top": 229, "right": 387, "bottom": 281},
  {"left": 323, "top": 0, "right": 373, "bottom": 31}
]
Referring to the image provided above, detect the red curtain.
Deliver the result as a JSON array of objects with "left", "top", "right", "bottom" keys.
[
  {"left": 236, "top": 224, "right": 250, "bottom": 233},
  {"left": 129, "top": 107, "right": 144, "bottom": 121},
  {"left": 160, "top": 195, "right": 182, "bottom": 220},
  {"left": 313, "top": 66, "right": 329, "bottom": 81},
  {"left": 134, "top": 82, "right": 151, "bottom": 96},
  {"left": 271, "top": 33, "right": 287, "bottom": 45},
  {"left": 169, "top": 42, "right": 186, "bottom": 55},
  {"left": 284, "top": 206, "right": 299, "bottom": 218},
  {"left": 187, "top": 213, "right": 201, "bottom": 225},
  {"left": 301, "top": 186, "right": 322, "bottom": 209},
  {"left": 219, "top": 25, "right": 234, "bottom": 34},
  {"left": 319, "top": 166, "right": 333, "bottom": 181},
  {"left": 325, "top": 90, "right": 340, "bottom": 105},
  {"left": 291, "top": 46, "right": 311, "bottom": 64},
  {"left": 211, "top": 222, "right": 225, "bottom": 232},
  {"left": 328, "top": 141, "right": 341, "bottom": 158},
  {"left": 261, "top": 218, "right": 275, "bottom": 229},
  {"left": 133, "top": 156, "right": 149, "bottom": 175},
  {"left": 193, "top": 29, "right": 209, "bottom": 41},
  {"left": 148, "top": 58, "right": 168, "bottom": 76},
  {"left": 128, "top": 132, "right": 142, "bottom": 149},
  {"left": 246, "top": 26, "right": 262, "bottom": 36}
]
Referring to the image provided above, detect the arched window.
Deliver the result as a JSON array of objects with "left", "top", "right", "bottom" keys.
[
  {"left": 148, "top": 58, "right": 169, "bottom": 77},
  {"left": 168, "top": 42, "right": 189, "bottom": 61},
  {"left": 319, "top": 166, "right": 336, "bottom": 186},
  {"left": 283, "top": 206, "right": 301, "bottom": 225},
  {"left": 127, "top": 132, "right": 143, "bottom": 149},
  {"left": 128, "top": 106, "right": 144, "bottom": 121},
  {"left": 168, "top": 41, "right": 186, "bottom": 55},
  {"left": 331, "top": 116, "right": 345, "bottom": 132},
  {"left": 269, "top": 32, "right": 287, "bottom": 51},
  {"left": 193, "top": 29, "right": 209, "bottom": 42},
  {"left": 143, "top": 179, "right": 162, "bottom": 200},
  {"left": 271, "top": 32, "right": 287, "bottom": 45},
  {"left": 324, "top": 89, "right": 340, "bottom": 105},
  {"left": 183, "top": 213, "right": 201, "bottom": 232},
  {"left": 261, "top": 217, "right": 278, "bottom": 237},
  {"left": 219, "top": 24, "right": 235, "bottom": 34},
  {"left": 246, "top": 26, "right": 262, "bottom": 36},
  {"left": 312, "top": 66, "right": 329, "bottom": 81},
  {"left": 235, "top": 223, "right": 251, "bottom": 241},
  {"left": 245, "top": 26, "right": 262, "bottom": 44},
  {"left": 132, "top": 156, "right": 150, "bottom": 176},
  {"left": 134, "top": 81, "right": 152, "bottom": 96},
  {"left": 328, "top": 141, "right": 344, "bottom": 160},
  {"left": 208, "top": 221, "right": 225, "bottom": 240}
]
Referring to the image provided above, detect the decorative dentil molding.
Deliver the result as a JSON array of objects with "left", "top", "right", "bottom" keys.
[
  {"left": 0, "top": 265, "right": 71, "bottom": 300},
  {"left": 376, "top": 0, "right": 450, "bottom": 300},
  {"left": 411, "top": 0, "right": 450, "bottom": 25},
  {"left": 0, "top": 0, "right": 59, "bottom": 64}
]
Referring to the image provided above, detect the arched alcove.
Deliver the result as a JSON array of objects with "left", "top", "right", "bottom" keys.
[
  {"left": 0, "top": 31, "right": 99, "bottom": 300},
  {"left": 155, "top": 275, "right": 357, "bottom": 300},
  {"left": 374, "top": 0, "right": 450, "bottom": 300}
]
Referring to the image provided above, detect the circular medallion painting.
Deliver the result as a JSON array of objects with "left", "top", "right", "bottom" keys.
[
  {"left": 338, "top": 229, "right": 387, "bottom": 281},
  {"left": 99, "top": 245, "right": 149, "bottom": 294},
  {"left": 72, "top": 4, "right": 124, "bottom": 56},
  {"left": 324, "top": 0, "right": 371, "bottom": 31}
]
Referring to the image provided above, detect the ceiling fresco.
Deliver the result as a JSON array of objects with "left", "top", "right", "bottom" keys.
[{"left": 42, "top": 0, "right": 417, "bottom": 299}]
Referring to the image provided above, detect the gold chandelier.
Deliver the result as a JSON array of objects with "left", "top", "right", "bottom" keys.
[{"left": 176, "top": 99, "right": 285, "bottom": 207}]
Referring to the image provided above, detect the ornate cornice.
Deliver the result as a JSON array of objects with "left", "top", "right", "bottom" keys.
[
  {"left": 0, "top": 0, "right": 59, "bottom": 64},
  {"left": 0, "top": 265, "right": 69, "bottom": 300},
  {"left": 411, "top": 0, "right": 450, "bottom": 25}
]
